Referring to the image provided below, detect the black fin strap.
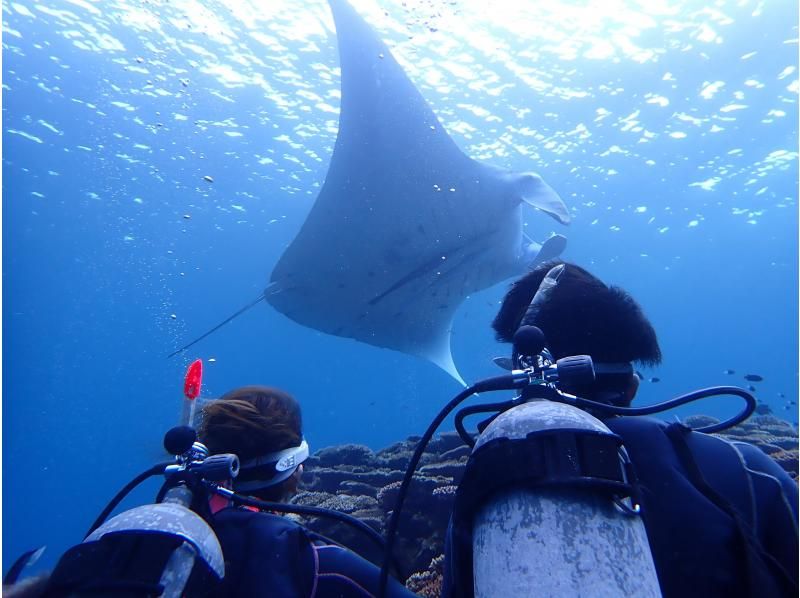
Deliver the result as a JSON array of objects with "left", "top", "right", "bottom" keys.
[{"left": 665, "top": 424, "right": 797, "bottom": 596}]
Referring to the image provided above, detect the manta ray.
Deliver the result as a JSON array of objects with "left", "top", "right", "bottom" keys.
[{"left": 171, "top": 0, "right": 569, "bottom": 382}]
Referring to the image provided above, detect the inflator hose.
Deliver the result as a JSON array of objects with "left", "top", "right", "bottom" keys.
[
  {"left": 567, "top": 385, "right": 756, "bottom": 433},
  {"left": 85, "top": 462, "right": 173, "bottom": 538},
  {"left": 378, "top": 375, "right": 516, "bottom": 597},
  {"left": 228, "top": 493, "right": 389, "bottom": 555},
  {"left": 202, "top": 488, "right": 405, "bottom": 578}
]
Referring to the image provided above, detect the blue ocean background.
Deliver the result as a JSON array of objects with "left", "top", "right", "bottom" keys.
[{"left": 3, "top": 0, "right": 797, "bottom": 573}]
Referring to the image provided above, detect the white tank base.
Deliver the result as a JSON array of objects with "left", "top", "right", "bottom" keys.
[{"left": 473, "top": 487, "right": 661, "bottom": 597}]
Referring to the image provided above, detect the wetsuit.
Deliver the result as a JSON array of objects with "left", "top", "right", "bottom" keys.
[
  {"left": 443, "top": 416, "right": 798, "bottom": 598},
  {"left": 606, "top": 417, "right": 798, "bottom": 597},
  {"left": 211, "top": 507, "right": 417, "bottom": 598}
]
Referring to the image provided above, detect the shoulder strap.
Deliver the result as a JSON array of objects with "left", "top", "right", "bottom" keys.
[{"left": 665, "top": 423, "right": 797, "bottom": 597}]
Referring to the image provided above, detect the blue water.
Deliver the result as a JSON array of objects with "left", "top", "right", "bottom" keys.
[{"left": 3, "top": 0, "right": 797, "bottom": 573}]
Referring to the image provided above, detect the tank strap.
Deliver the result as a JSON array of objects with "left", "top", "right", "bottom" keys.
[{"left": 457, "top": 428, "right": 633, "bottom": 517}]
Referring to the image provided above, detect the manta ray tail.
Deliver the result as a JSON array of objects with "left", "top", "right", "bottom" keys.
[
  {"left": 166, "top": 294, "right": 266, "bottom": 358},
  {"left": 438, "top": 358, "right": 467, "bottom": 388}
]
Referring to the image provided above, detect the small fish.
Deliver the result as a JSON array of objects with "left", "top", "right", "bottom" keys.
[
  {"left": 203, "top": 175, "right": 214, "bottom": 183},
  {"left": 747, "top": 385, "right": 757, "bottom": 392},
  {"left": 492, "top": 356, "right": 514, "bottom": 371},
  {"left": 649, "top": 377, "right": 660, "bottom": 383},
  {"left": 744, "top": 374, "right": 763, "bottom": 382},
  {"left": 724, "top": 369, "right": 735, "bottom": 375},
  {"left": 778, "top": 393, "right": 785, "bottom": 398}
]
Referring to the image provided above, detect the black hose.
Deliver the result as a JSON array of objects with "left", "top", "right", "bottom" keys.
[
  {"left": 377, "top": 382, "right": 484, "bottom": 597},
  {"left": 222, "top": 490, "right": 406, "bottom": 578},
  {"left": 85, "top": 462, "right": 172, "bottom": 538},
  {"left": 455, "top": 400, "right": 519, "bottom": 447},
  {"left": 228, "top": 493, "right": 387, "bottom": 554},
  {"left": 455, "top": 386, "right": 756, "bottom": 446},
  {"left": 566, "top": 386, "right": 756, "bottom": 433}
]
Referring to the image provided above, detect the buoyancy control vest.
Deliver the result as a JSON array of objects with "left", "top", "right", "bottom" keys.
[
  {"left": 210, "top": 508, "right": 314, "bottom": 597},
  {"left": 605, "top": 416, "right": 799, "bottom": 598},
  {"left": 210, "top": 508, "right": 418, "bottom": 598}
]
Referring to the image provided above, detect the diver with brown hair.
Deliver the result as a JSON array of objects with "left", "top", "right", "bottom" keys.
[
  {"left": 9, "top": 383, "right": 417, "bottom": 597},
  {"left": 198, "top": 385, "right": 417, "bottom": 598}
]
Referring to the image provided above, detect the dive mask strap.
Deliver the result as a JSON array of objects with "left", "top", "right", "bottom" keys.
[{"left": 235, "top": 439, "right": 309, "bottom": 491}]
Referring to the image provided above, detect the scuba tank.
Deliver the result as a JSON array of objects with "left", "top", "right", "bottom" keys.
[
  {"left": 465, "top": 400, "right": 659, "bottom": 597},
  {"left": 43, "top": 431, "right": 236, "bottom": 597},
  {"left": 446, "top": 325, "right": 661, "bottom": 598}
]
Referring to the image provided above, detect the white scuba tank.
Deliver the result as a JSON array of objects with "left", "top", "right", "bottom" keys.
[{"left": 471, "top": 400, "right": 661, "bottom": 597}]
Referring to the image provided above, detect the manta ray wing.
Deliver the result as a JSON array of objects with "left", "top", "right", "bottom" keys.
[{"left": 266, "top": 0, "right": 568, "bottom": 380}]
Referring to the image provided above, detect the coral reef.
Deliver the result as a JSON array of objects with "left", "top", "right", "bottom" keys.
[
  {"left": 405, "top": 555, "right": 445, "bottom": 598},
  {"left": 296, "top": 431, "right": 466, "bottom": 576},
  {"left": 294, "top": 414, "right": 798, "bottom": 594}
]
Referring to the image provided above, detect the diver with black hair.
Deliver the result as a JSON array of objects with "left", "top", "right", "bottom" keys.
[{"left": 443, "top": 260, "right": 798, "bottom": 597}]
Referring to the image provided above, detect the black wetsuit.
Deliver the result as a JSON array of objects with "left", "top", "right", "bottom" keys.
[
  {"left": 443, "top": 416, "right": 798, "bottom": 598},
  {"left": 606, "top": 417, "right": 798, "bottom": 597},
  {"left": 211, "top": 507, "right": 418, "bottom": 598}
]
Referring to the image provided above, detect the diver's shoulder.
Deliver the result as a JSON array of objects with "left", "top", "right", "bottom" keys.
[
  {"left": 605, "top": 415, "right": 668, "bottom": 435},
  {"left": 213, "top": 506, "right": 309, "bottom": 537}
]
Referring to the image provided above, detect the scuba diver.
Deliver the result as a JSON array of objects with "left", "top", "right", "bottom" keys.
[
  {"left": 11, "top": 385, "right": 416, "bottom": 598},
  {"left": 442, "top": 260, "right": 798, "bottom": 597},
  {"left": 195, "top": 385, "right": 417, "bottom": 597}
]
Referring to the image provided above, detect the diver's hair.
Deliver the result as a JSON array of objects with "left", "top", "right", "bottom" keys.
[
  {"left": 198, "top": 385, "right": 302, "bottom": 461},
  {"left": 493, "top": 260, "right": 662, "bottom": 366},
  {"left": 198, "top": 386, "right": 303, "bottom": 501}
]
